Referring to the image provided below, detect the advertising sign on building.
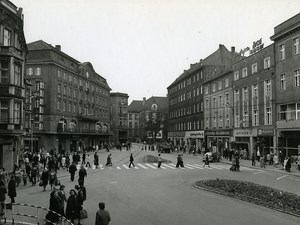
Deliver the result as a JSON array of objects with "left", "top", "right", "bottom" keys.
[
  {"left": 234, "top": 129, "right": 252, "bottom": 137},
  {"left": 186, "top": 131, "right": 204, "bottom": 139},
  {"left": 258, "top": 129, "right": 274, "bottom": 136},
  {"left": 168, "top": 132, "right": 186, "bottom": 138},
  {"left": 205, "top": 130, "right": 232, "bottom": 136}
]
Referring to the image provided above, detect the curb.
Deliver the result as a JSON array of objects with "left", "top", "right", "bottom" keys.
[
  {"left": 193, "top": 182, "right": 300, "bottom": 217},
  {"left": 220, "top": 160, "right": 300, "bottom": 178}
]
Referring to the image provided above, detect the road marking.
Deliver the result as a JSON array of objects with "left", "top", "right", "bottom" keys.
[
  {"left": 276, "top": 175, "right": 288, "bottom": 180},
  {"left": 145, "top": 163, "right": 157, "bottom": 169},
  {"left": 133, "top": 166, "right": 139, "bottom": 169},
  {"left": 137, "top": 163, "right": 148, "bottom": 169},
  {"left": 186, "top": 164, "right": 204, "bottom": 169},
  {"left": 170, "top": 163, "right": 185, "bottom": 169},
  {"left": 209, "top": 165, "right": 223, "bottom": 170},
  {"left": 122, "top": 165, "right": 130, "bottom": 169},
  {"left": 116, "top": 166, "right": 121, "bottom": 170},
  {"left": 163, "top": 164, "right": 176, "bottom": 169},
  {"left": 109, "top": 181, "right": 118, "bottom": 184},
  {"left": 152, "top": 163, "right": 167, "bottom": 169},
  {"left": 254, "top": 171, "right": 265, "bottom": 175}
]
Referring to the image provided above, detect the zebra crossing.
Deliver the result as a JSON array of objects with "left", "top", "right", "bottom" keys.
[{"left": 84, "top": 163, "right": 263, "bottom": 172}]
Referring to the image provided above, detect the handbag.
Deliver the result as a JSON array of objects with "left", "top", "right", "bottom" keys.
[
  {"left": 39, "top": 180, "right": 43, "bottom": 187},
  {"left": 80, "top": 208, "right": 88, "bottom": 219}
]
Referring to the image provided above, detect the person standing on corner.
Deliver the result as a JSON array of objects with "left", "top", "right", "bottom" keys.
[
  {"left": 157, "top": 154, "right": 162, "bottom": 168},
  {"left": 128, "top": 153, "right": 135, "bottom": 168},
  {"left": 251, "top": 153, "right": 256, "bottom": 166},
  {"left": 8, "top": 175, "right": 16, "bottom": 204},
  {"left": 69, "top": 162, "right": 77, "bottom": 182},
  {"left": 78, "top": 165, "right": 87, "bottom": 185},
  {"left": 95, "top": 202, "right": 111, "bottom": 225}
]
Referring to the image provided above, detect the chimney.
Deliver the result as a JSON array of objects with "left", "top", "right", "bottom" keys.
[
  {"left": 55, "top": 45, "right": 61, "bottom": 51},
  {"left": 143, "top": 97, "right": 146, "bottom": 106},
  {"left": 231, "top": 46, "right": 236, "bottom": 65}
]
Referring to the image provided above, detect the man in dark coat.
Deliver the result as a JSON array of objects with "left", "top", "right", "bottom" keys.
[
  {"left": 128, "top": 154, "right": 135, "bottom": 168},
  {"left": 8, "top": 175, "right": 16, "bottom": 203},
  {"left": 95, "top": 202, "right": 111, "bottom": 225},
  {"left": 46, "top": 189, "right": 63, "bottom": 224},
  {"left": 82, "top": 152, "right": 86, "bottom": 165},
  {"left": 41, "top": 168, "right": 49, "bottom": 191},
  {"left": 78, "top": 165, "right": 87, "bottom": 185},
  {"left": 69, "top": 162, "right": 77, "bottom": 182},
  {"left": 66, "top": 189, "right": 80, "bottom": 224},
  {"left": 94, "top": 153, "right": 99, "bottom": 169}
]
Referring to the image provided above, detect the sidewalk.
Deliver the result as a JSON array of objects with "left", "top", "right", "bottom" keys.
[
  {"left": 171, "top": 151, "right": 300, "bottom": 178},
  {"left": 221, "top": 158, "right": 300, "bottom": 177}
]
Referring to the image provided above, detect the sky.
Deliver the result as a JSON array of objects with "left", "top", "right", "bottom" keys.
[{"left": 12, "top": 0, "right": 300, "bottom": 103}]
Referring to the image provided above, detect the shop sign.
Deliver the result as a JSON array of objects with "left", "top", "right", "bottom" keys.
[
  {"left": 239, "top": 38, "right": 264, "bottom": 56},
  {"left": 186, "top": 131, "right": 204, "bottom": 139},
  {"left": 168, "top": 132, "right": 185, "bottom": 138},
  {"left": 205, "top": 130, "right": 232, "bottom": 136},
  {"left": 258, "top": 129, "right": 274, "bottom": 136},
  {"left": 234, "top": 129, "right": 251, "bottom": 137}
]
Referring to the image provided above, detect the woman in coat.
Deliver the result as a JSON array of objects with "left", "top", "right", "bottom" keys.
[
  {"left": 66, "top": 189, "right": 80, "bottom": 224},
  {"left": 41, "top": 168, "right": 49, "bottom": 191},
  {"left": 8, "top": 175, "right": 16, "bottom": 203}
]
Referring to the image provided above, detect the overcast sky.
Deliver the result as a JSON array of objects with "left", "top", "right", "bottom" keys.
[{"left": 12, "top": 0, "right": 300, "bottom": 103}]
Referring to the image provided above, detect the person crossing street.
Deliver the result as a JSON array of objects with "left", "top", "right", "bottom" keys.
[
  {"left": 157, "top": 154, "right": 162, "bottom": 168},
  {"left": 128, "top": 154, "right": 135, "bottom": 168}
]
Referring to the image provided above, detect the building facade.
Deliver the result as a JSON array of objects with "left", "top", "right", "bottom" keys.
[
  {"left": 0, "top": 0, "right": 27, "bottom": 170},
  {"left": 110, "top": 92, "right": 129, "bottom": 145},
  {"left": 169, "top": 45, "right": 234, "bottom": 152},
  {"left": 26, "top": 40, "right": 111, "bottom": 154},
  {"left": 127, "top": 100, "right": 143, "bottom": 142},
  {"left": 231, "top": 44, "right": 275, "bottom": 158},
  {"left": 271, "top": 13, "right": 300, "bottom": 157}
]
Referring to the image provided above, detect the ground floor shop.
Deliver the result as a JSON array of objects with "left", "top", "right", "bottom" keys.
[
  {"left": 277, "top": 129, "right": 300, "bottom": 157},
  {"left": 0, "top": 135, "right": 20, "bottom": 171},
  {"left": 205, "top": 129, "right": 232, "bottom": 156},
  {"left": 168, "top": 131, "right": 205, "bottom": 152}
]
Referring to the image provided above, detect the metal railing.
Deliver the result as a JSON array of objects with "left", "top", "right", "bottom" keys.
[{"left": 0, "top": 202, "right": 73, "bottom": 225}]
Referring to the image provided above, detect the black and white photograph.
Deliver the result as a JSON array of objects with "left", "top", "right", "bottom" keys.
[{"left": 0, "top": 0, "right": 300, "bottom": 224}]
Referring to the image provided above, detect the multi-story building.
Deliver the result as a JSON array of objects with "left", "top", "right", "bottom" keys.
[
  {"left": 271, "top": 13, "right": 300, "bottom": 157},
  {"left": 169, "top": 45, "right": 234, "bottom": 151},
  {"left": 127, "top": 100, "right": 143, "bottom": 142},
  {"left": 0, "top": 0, "right": 27, "bottom": 170},
  {"left": 231, "top": 44, "right": 275, "bottom": 157},
  {"left": 127, "top": 96, "right": 168, "bottom": 142},
  {"left": 110, "top": 92, "right": 129, "bottom": 145},
  {"left": 26, "top": 40, "right": 111, "bottom": 154}
]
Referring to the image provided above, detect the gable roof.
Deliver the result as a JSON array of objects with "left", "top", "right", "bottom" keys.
[{"left": 128, "top": 100, "right": 144, "bottom": 112}]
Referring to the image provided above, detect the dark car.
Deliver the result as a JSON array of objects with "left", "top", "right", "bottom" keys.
[{"left": 158, "top": 143, "right": 171, "bottom": 153}]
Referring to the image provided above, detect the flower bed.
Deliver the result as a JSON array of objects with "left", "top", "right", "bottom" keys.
[{"left": 194, "top": 179, "right": 300, "bottom": 217}]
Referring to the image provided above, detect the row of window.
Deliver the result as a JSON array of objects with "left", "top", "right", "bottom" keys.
[
  {"left": 169, "top": 103, "right": 203, "bottom": 119},
  {"left": 169, "top": 120, "right": 204, "bottom": 132},
  {"left": 0, "top": 100, "right": 21, "bottom": 124},
  {"left": 279, "top": 37, "right": 299, "bottom": 61},
  {"left": 1, "top": 27, "right": 21, "bottom": 49},
  {"left": 0, "top": 61, "right": 22, "bottom": 86},
  {"left": 57, "top": 100, "right": 109, "bottom": 119},
  {"left": 170, "top": 87, "right": 203, "bottom": 106},
  {"left": 169, "top": 71, "right": 203, "bottom": 94},
  {"left": 279, "top": 69, "right": 300, "bottom": 90},
  {"left": 128, "top": 113, "right": 139, "bottom": 120}
]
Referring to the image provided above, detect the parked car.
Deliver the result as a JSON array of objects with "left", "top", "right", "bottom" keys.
[{"left": 202, "top": 152, "right": 220, "bottom": 162}]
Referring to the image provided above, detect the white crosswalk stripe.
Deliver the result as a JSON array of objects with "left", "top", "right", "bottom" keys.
[
  {"left": 122, "top": 165, "right": 130, "bottom": 169},
  {"left": 116, "top": 166, "right": 121, "bottom": 170},
  {"left": 137, "top": 163, "right": 148, "bottom": 169},
  {"left": 152, "top": 163, "right": 167, "bottom": 169},
  {"left": 162, "top": 164, "right": 176, "bottom": 169},
  {"left": 169, "top": 163, "right": 185, "bottom": 169},
  {"left": 185, "top": 164, "right": 204, "bottom": 169},
  {"left": 145, "top": 163, "right": 157, "bottom": 169}
]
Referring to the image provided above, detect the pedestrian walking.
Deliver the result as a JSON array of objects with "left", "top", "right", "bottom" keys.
[
  {"left": 260, "top": 155, "right": 265, "bottom": 168},
  {"left": 95, "top": 202, "right": 111, "bottom": 225},
  {"left": 82, "top": 152, "right": 86, "bottom": 165},
  {"left": 157, "top": 154, "right": 162, "bottom": 168},
  {"left": 203, "top": 154, "right": 210, "bottom": 168},
  {"left": 105, "top": 154, "right": 112, "bottom": 167},
  {"left": 46, "top": 187, "right": 63, "bottom": 225},
  {"left": 176, "top": 154, "right": 184, "bottom": 168},
  {"left": 94, "top": 153, "right": 99, "bottom": 169},
  {"left": 49, "top": 169, "right": 57, "bottom": 190},
  {"left": 41, "top": 168, "right": 49, "bottom": 191},
  {"left": 8, "top": 175, "right": 16, "bottom": 204},
  {"left": 128, "top": 153, "right": 135, "bottom": 168},
  {"left": 31, "top": 165, "right": 37, "bottom": 185},
  {"left": 0, "top": 180, "right": 7, "bottom": 218},
  {"left": 66, "top": 189, "right": 81, "bottom": 224},
  {"left": 61, "top": 155, "right": 66, "bottom": 169},
  {"left": 57, "top": 185, "right": 67, "bottom": 216},
  {"left": 251, "top": 153, "right": 256, "bottom": 166},
  {"left": 69, "top": 162, "right": 77, "bottom": 182},
  {"left": 78, "top": 165, "right": 87, "bottom": 185}
]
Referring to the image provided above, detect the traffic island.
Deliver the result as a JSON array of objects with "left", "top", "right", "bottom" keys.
[
  {"left": 194, "top": 178, "right": 300, "bottom": 217},
  {"left": 143, "top": 155, "right": 172, "bottom": 163}
]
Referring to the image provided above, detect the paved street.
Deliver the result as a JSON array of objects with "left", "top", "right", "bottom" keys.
[{"left": 14, "top": 144, "right": 299, "bottom": 225}]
